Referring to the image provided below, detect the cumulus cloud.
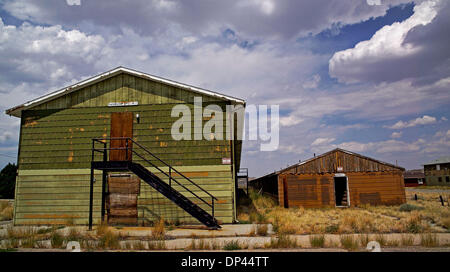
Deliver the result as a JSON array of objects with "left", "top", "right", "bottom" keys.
[
  {"left": 386, "top": 115, "right": 437, "bottom": 129},
  {"left": 66, "top": 0, "right": 81, "bottom": 6},
  {"left": 391, "top": 131, "right": 403, "bottom": 138},
  {"left": 302, "top": 74, "right": 321, "bottom": 89},
  {"left": 330, "top": 0, "right": 450, "bottom": 84},
  {"left": 0, "top": 1, "right": 448, "bottom": 175},
  {"left": 311, "top": 137, "right": 335, "bottom": 146},
  {"left": 1, "top": 0, "right": 413, "bottom": 38}
]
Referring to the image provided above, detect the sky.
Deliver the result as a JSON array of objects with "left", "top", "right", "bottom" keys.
[{"left": 0, "top": 0, "right": 449, "bottom": 177}]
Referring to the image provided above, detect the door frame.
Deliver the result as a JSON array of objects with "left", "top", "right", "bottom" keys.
[{"left": 333, "top": 174, "right": 350, "bottom": 207}]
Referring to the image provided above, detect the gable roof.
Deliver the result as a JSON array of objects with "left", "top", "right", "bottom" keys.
[
  {"left": 257, "top": 148, "right": 404, "bottom": 179},
  {"left": 5, "top": 66, "right": 245, "bottom": 117}
]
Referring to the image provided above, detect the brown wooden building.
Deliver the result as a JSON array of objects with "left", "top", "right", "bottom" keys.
[{"left": 250, "top": 148, "right": 406, "bottom": 208}]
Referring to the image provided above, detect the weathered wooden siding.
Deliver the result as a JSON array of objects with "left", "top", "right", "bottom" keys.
[
  {"left": 278, "top": 174, "right": 334, "bottom": 208},
  {"left": 19, "top": 104, "right": 232, "bottom": 169},
  {"left": 14, "top": 73, "right": 240, "bottom": 225},
  {"left": 277, "top": 171, "right": 406, "bottom": 208}
]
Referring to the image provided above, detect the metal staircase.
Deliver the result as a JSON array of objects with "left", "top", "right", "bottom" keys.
[{"left": 88, "top": 137, "right": 220, "bottom": 230}]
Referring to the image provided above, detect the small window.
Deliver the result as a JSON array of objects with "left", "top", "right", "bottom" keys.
[
  {"left": 446, "top": 176, "right": 450, "bottom": 183},
  {"left": 438, "top": 177, "right": 442, "bottom": 182},
  {"left": 436, "top": 164, "right": 440, "bottom": 170}
]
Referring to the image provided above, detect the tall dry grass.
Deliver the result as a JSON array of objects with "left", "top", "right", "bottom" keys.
[{"left": 239, "top": 188, "right": 449, "bottom": 235}]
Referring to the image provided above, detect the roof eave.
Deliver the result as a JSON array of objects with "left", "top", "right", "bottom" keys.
[{"left": 5, "top": 66, "right": 246, "bottom": 118}]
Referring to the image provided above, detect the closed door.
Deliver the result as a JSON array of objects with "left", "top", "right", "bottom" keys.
[{"left": 110, "top": 112, "right": 133, "bottom": 161}]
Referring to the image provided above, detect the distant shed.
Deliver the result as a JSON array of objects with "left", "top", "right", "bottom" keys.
[{"left": 250, "top": 148, "right": 406, "bottom": 208}]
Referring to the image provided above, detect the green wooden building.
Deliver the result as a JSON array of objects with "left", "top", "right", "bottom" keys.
[
  {"left": 424, "top": 156, "right": 450, "bottom": 186},
  {"left": 6, "top": 67, "right": 245, "bottom": 226}
]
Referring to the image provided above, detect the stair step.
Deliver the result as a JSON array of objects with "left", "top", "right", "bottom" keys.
[{"left": 128, "top": 162, "right": 220, "bottom": 229}]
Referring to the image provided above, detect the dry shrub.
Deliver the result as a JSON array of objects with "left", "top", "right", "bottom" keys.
[
  {"left": 400, "top": 234, "right": 415, "bottom": 246},
  {"left": 0, "top": 206, "right": 13, "bottom": 220},
  {"left": 188, "top": 239, "right": 211, "bottom": 250},
  {"left": 420, "top": 233, "right": 439, "bottom": 247},
  {"left": 405, "top": 212, "right": 425, "bottom": 233},
  {"left": 358, "top": 234, "right": 369, "bottom": 247},
  {"left": 132, "top": 240, "right": 147, "bottom": 250},
  {"left": 96, "top": 221, "right": 109, "bottom": 236},
  {"left": 150, "top": 240, "right": 166, "bottom": 250},
  {"left": 99, "top": 231, "right": 120, "bottom": 249},
  {"left": 256, "top": 224, "right": 268, "bottom": 236},
  {"left": 374, "top": 234, "right": 387, "bottom": 247},
  {"left": 66, "top": 227, "right": 82, "bottom": 241},
  {"left": 309, "top": 235, "right": 325, "bottom": 248},
  {"left": 6, "top": 226, "right": 37, "bottom": 239},
  {"left": 340, "top": 235, "right": 359, "bottom": 251},
  {"left": 266, "top": 233, "right": 298, "bottom": 249},
  {"left": 50, "top": 231, "right": 64, "bottom": 248},
  {"left": 223, "top": 240, "right": 241, "bottom": 250},
  {"left": 441, "top": 217, "right": 450, "bottom": 230},
  {"left": 152, "top": 218, "right": 165, "bottom": 239}
]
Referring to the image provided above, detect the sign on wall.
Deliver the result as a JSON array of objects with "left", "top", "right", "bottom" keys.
[{"left": 108, "top": 101, "right": 139, "bottom": 107}]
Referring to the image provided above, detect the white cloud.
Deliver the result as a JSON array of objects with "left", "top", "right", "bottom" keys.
[
  {"left": 66, "top": 0, "right": 81, "bottom": 6},
  {"left": 386, "top": 115, "right": 437, "bottom": 129},
  {"left": 391, "top": 131, "right": 403, "bottom": 138},
  {"left": 329, "top": 0, "right": 446, "bottom": 84},
  {"left": 1, "top": 0, "right": 413, "bottom": 39},
  {"left": 302, "top": 74, "right": 321, "bottom": 89},
  {"left": 311, "top": 137, "right": 335, "bottom": 146}
]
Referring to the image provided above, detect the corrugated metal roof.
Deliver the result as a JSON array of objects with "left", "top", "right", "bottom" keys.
[
  {"left": 5, "top": 66, "right": 246, "bottom": 117},
  {"left": 423, "top": 156, "right": 450, "bottom": 165}
]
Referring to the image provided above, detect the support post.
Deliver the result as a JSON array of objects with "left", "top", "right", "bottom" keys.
[
  {"left": 88, "top": 167, "right": 94, "bottom": 230},
  {"left": 101, "top": 171, "right": 107, "bottom": 222}
]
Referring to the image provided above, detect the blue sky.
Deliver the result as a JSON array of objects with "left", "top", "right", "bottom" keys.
[{"left": 0, "top": 0, "right": 449, "bottom": 177}]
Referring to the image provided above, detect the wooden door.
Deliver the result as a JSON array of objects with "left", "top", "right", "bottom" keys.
[{"left": 110, "top": 112, "right": 133, "bottom": 161}]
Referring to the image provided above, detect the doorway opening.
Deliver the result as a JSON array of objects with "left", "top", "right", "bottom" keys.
[{"left": 334, "top": 176, "right": 349, "bottom": 207}]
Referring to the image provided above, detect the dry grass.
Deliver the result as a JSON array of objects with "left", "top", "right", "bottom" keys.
[
  {"left": 265, "top": 233, "right": 298, "bottom": 249},
  {"left": 340, "top": 235, "right": 359, "bottom": 251},
  {"left": 238, "top": 189, "right": 450, "bottom": 235},
  {"left": 96, "top": 221, "right": 109, "bottom": 236},
  {"left": 420, "top": 233, "right": 439, "bottom": 247},
  {"left": 188, "top": 239, "right": 213, "bottom": 250},
  {"left": 151, "top": 218, "right": 165, "bottom": 240},
  {"left": 50, "top": 231, "right": 64, "bottom": 248},
  {"left": 223, "top": 240, "right": 240, "bottom": 250},
  {"left": 0, "top": 201, "right": 13, "bottom": 221},
  {"left": 309, "top": 235, "right": 325, "bottom": 248},
  {"left": 255, "top": 224, "right": 268, "bottom": 236},
  {"left": 0, "top": 206, "right": 13, "bottom": 221},
  {"left": 400, "top": 234, "right": 415, "bottom": 246},
  {"left": 98, "top": 231, "right": 120, "bottom": 249}
]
